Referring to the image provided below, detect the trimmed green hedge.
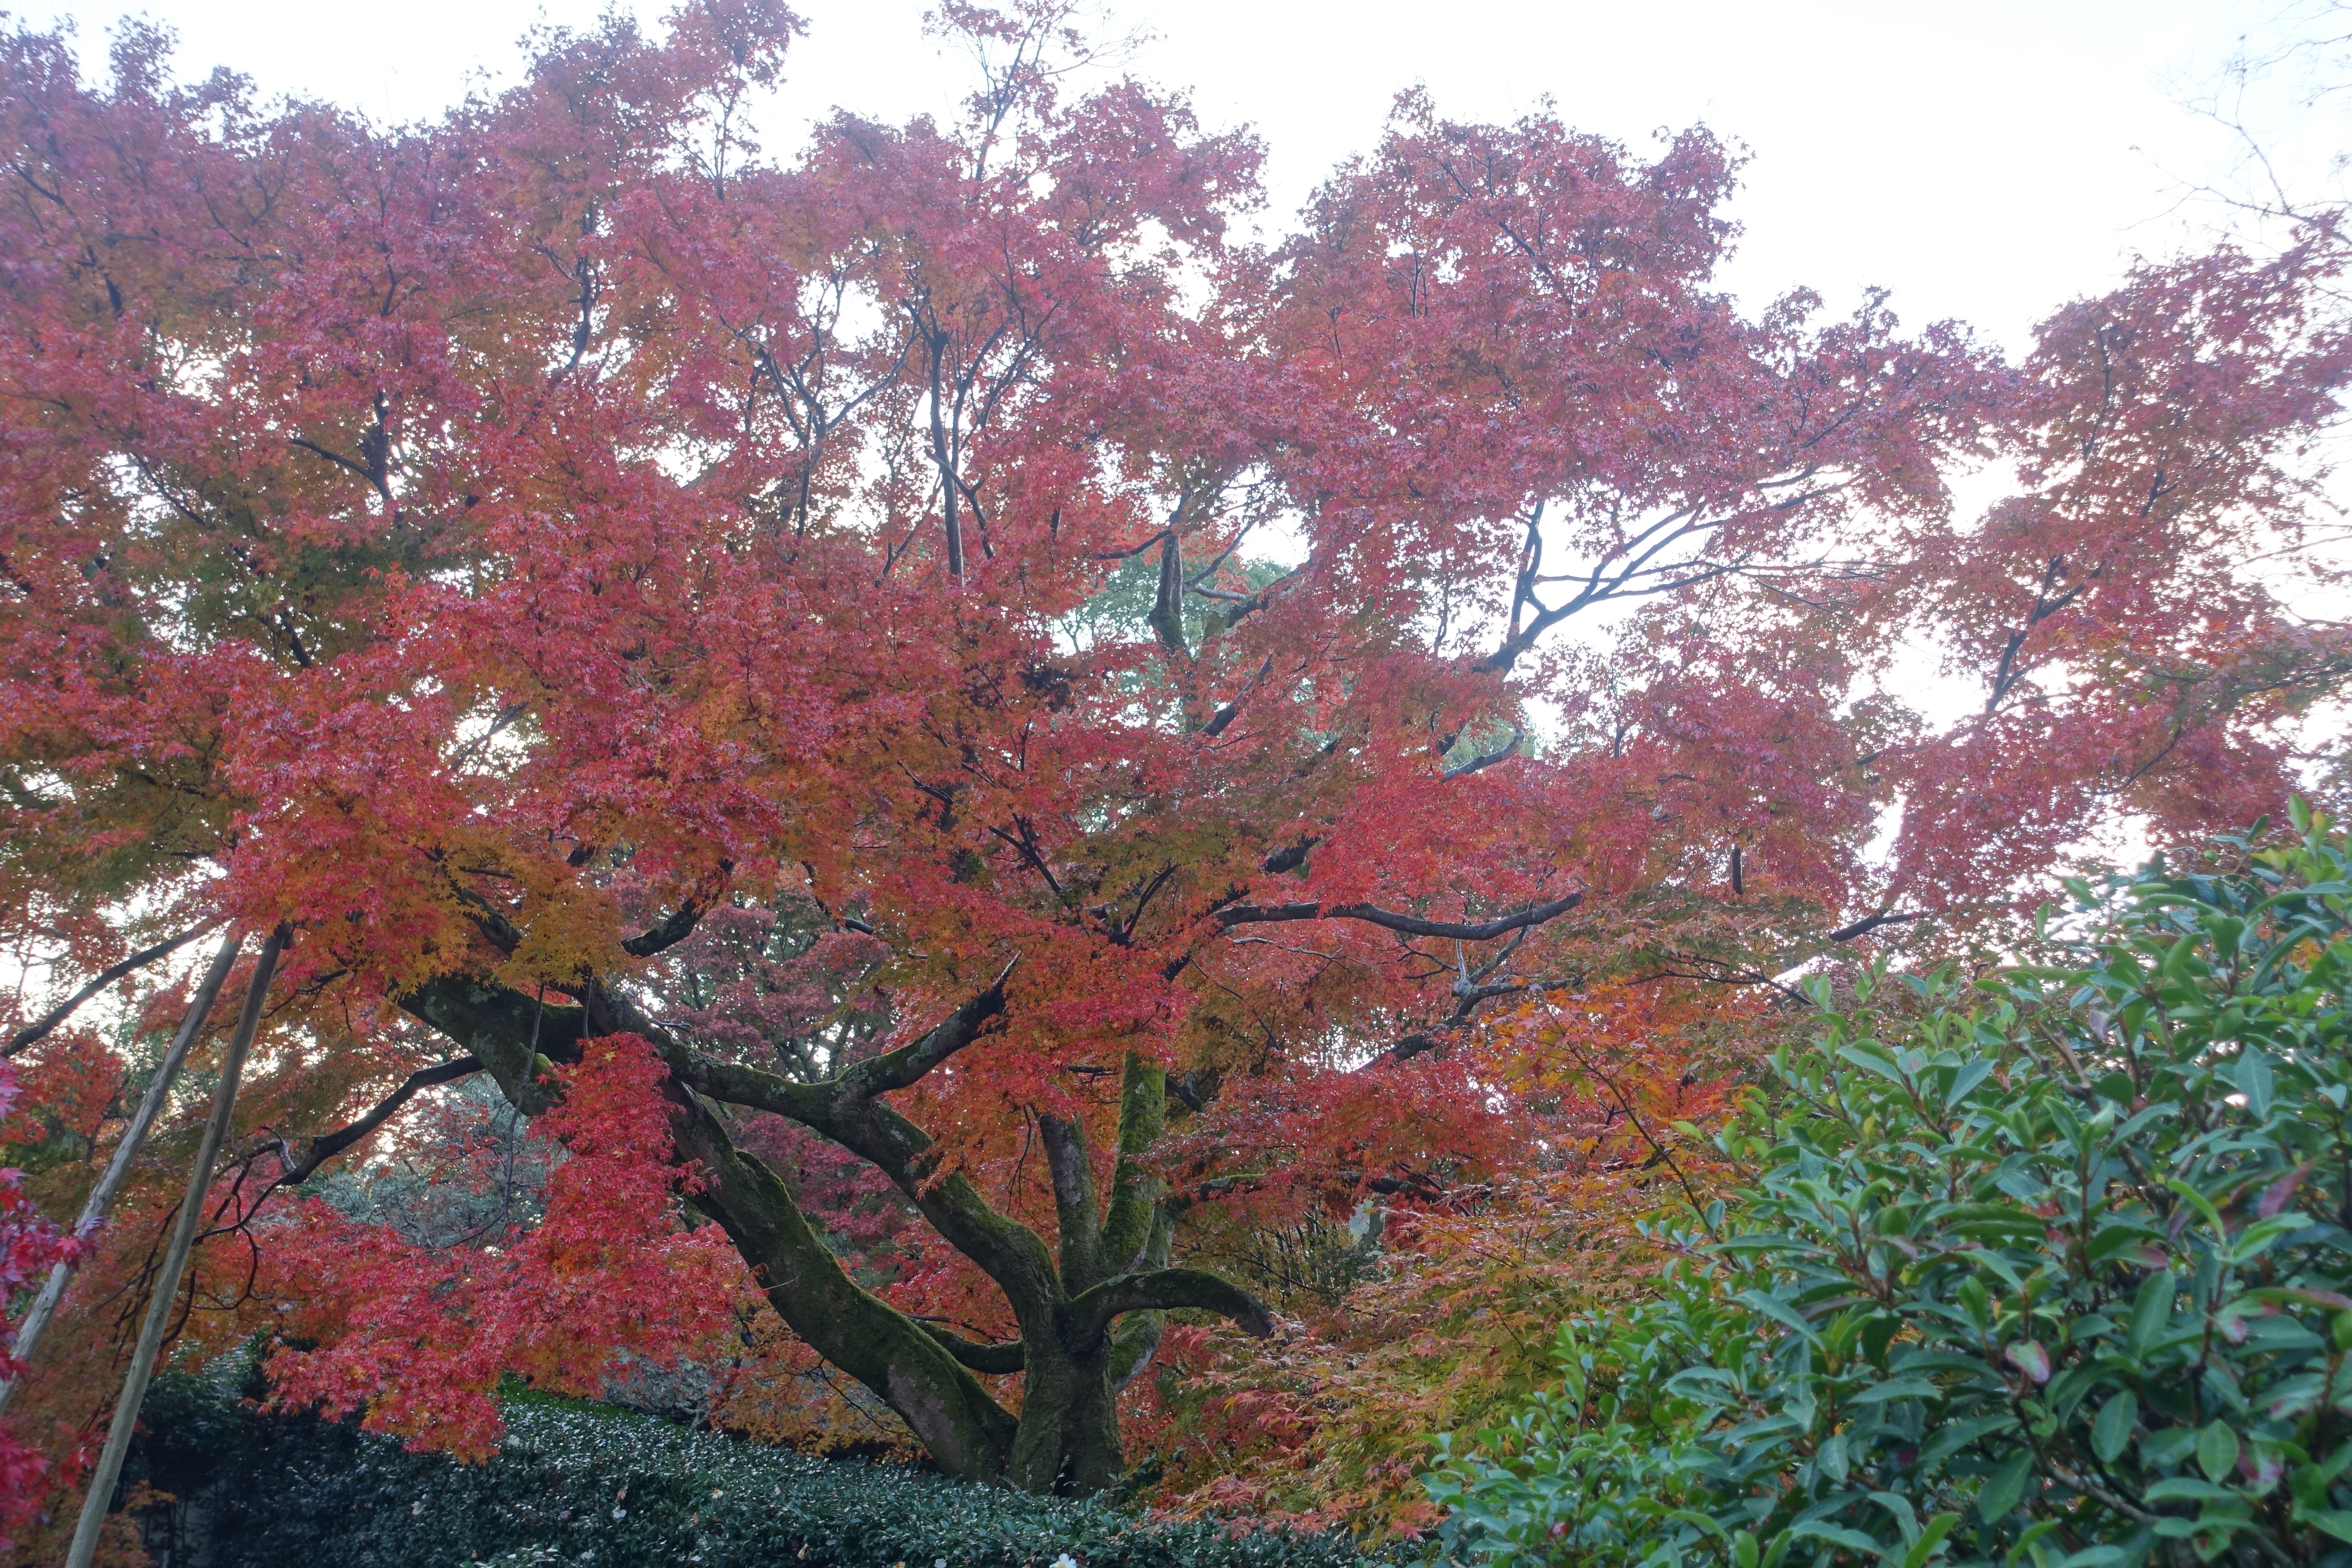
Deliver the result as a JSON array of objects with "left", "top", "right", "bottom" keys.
[{"left": 133, "top": 1379, "right": 1376, "bottom": 1568}]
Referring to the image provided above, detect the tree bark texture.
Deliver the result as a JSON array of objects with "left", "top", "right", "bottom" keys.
[{"left": 398, "top": 973, "right": 1265, "bottom": 1492}]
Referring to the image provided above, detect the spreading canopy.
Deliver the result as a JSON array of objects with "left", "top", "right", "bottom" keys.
[{"left": 2, "top": 0, "right": 2346, "bottom": 1497}]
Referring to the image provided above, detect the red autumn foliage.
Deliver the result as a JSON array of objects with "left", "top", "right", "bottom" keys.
[
  {"left": 1136, "top": 983, "right": 1752, "bottom": 1534},
  {"left": 0, "top": 1059, "right": 87, "bottom": 1549},
  {"left": 259, "top": 1035, "right": 741, "bottom": 1458},
  {"left": 0, "top": 0, "right": 2344, "bottom": 1513}
]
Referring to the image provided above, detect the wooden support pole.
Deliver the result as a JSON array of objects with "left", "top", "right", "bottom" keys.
[
  {"left": 64, "top": 925, "right": 286, "bottom": 1568},
  {"left": 0, "top": 931, "right": 244, "bottom": 1418}
]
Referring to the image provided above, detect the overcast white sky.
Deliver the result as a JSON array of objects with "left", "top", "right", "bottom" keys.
[{"left": 14, "top": 0, "right": 2339, "bottom": 355}]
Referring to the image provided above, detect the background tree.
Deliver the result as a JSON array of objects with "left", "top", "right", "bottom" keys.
[{"left": 0, "top": 0, "right": 2346, "bottom": 1508}]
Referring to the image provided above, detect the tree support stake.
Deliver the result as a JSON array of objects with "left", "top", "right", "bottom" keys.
[
  {"left": 64, "top": 924, "right": 286, "bottom": 1568},
  {"left": 0, "top": 929, "right": 244, "bottom": 1418}
]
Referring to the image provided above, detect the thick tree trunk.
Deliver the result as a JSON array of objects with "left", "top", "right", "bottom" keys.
[
  {"left": 397, "top": 975, "right": 1268, "bottom": 1494},
  {"left": 1011, "top": 1052, "right": 1176, "bottom": 1490},
  {"left": 666, "top": 1090, "right": 1018, "bottom": 1479},
  {"left": 402, "top": 977, "right": 1019, "bottom": 1480},
  {"left": 1006, "top": 1334, "right": 1141, "bottom": 1493}
]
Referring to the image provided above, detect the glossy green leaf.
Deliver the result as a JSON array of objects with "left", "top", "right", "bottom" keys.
[{"left": 2090, "top": 1392, "right": 2136, "bottom": 1463}]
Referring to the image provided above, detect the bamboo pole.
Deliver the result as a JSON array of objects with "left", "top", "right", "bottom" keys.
[
  {"left": 0, "top": 931, "right": 244, "bottom": 1418},
  {"left": 64, "top": 925, "right": 286, "bottom": 1568}
]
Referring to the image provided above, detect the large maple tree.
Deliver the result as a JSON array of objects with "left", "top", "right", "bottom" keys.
[{"left": 3, "top": 0, "right": 2348, "bottom": 1501}]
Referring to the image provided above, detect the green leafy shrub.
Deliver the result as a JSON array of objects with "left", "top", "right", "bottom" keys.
[
  {"left": 137, "top": 1381, "right": 1374, "bottom": 1568},
  {"left": 1429, "top": 808, "right": 2352, "bottom": 1567}
]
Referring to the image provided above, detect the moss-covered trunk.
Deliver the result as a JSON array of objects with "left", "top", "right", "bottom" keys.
[
  {"left": 399, "top": 977, "right": 1264, "bottom": 1495},
  {"left": 404, "top": 975, "right": 1024, "bottom": 1481},
  {"left": 1006, "top": 1334, "right": 1120, "bottom": 1493}
]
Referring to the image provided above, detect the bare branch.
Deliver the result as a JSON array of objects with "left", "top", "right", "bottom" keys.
[
  {"left": 5, "top": 920, "right": 226, "bottom": 1058},
  {"left": 1442, "top": 726, "right": 1523, "bottom": 780},
  {"left": 1200, "top": 655, "right": 1274, "bottom": 739},
  {"left": 1182, "top": 519, "right": 1255, "bottom": 589},
  {"left": 266, "top": 1055, "right": 486, "bottom": 1191},
  {"left": 621, "top": 897, "right": 714, "bottom": 959},
  {"left": 1261, "top": 837, "right": 1318, "bottom": 875},
  {"left": 1090, "top": 529, "right": 1169, "bottom": 561},
  {"left": 1825, "top": 909, "right": 1926, "bottom": 943},
  {"left": 1069, "top": 1266, "right": 1273, "bottom": 1342},
  {"left": 285, "top": 435, "right": 378, "bottom": 486},
  {"left": 847, "top": 958, "right": 1018, "bottom": 1092},
  {"left": 1218, "top": 890, "right": 1582, "bottom": 942}
]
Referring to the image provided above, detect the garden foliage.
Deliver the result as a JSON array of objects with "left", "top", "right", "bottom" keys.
[
  {"left": 127, "top": 1378, "right": 1372, "bottom": 1568},
  {"left": 1432, "top": 810, "right": 2352, "bottom": 1566},
  {"left": 3, "top": 0, "right": 2350, "bottom": 1519},
  {"left": 1140, "top": 984, "right": 1753, "bottom": 1535}
]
